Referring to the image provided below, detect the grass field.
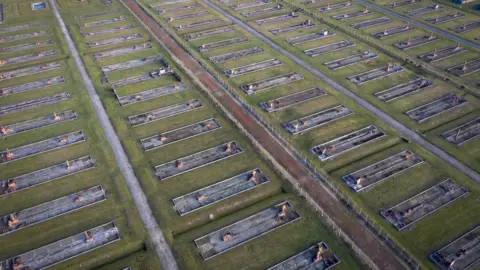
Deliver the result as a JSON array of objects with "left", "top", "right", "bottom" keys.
[
  {"left": 52, "top": 0, "right": 368, "bottom": 268},
  {"left": 133, "top": 0, "right": 480, "bottom": 268},
  {"left": 0, "top": 0, "right": 150, "bottom": 269}
]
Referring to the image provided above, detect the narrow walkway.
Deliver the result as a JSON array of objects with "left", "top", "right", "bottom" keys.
[
  {"left": 122, "top": 0, "right": 408, "bottom": 269},
  {"left": 47, "top": 1, "right": 178, "bottom": 269},
  {"left": 202, "top": 0, "right": 480, "bottom": 184},
  {"left": 355, "top": 0, "right": 480, "bottom": 50}
]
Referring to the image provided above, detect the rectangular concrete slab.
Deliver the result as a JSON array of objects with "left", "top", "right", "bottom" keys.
[
  {"left": 406, "top": 5, "right": 443, "bottom": 16},
  {"left": 0, "top": 130, "right": 86, "bottom": 165},
  {"left": 230, "top": 0, "right": 271, "bottom": 10},
  {"left": 259, "top": 87, "right": 327, "bottom": 112},
  {"left": 372, "top": 26, "right": 415, "bottom": 39},
  {"left": 184, "top": 26, "right": 234, "bottom": 41},
  {"left": 94, "top": 43, "right": 152, "bottom": 59},
  {"left": 310, "top": 125, "right": 386, "bottom": 161},
  {"left": 447, "top": 58, "right": 480, "bottom": 77},
  {"left": 210, "top": 47, "right": 264, "bottom": 63},
  {"left": 73, "top": 9, "right": 120, "bottom": 20},
  {"left": 374, "top": 78, "right": 433, "bottom": 102},
  {"left": 198, "top": 36, "right": 248, "bottom": 52},
  {"left": 150, "top": 0, "right": 191, "bottom": 8},
  {"left": 332, "top": 9, "right": 372, "bottom": 21},
  {"left": 0, "top": 30, "right": 49, "bottom": 43},
  {"left": 441, "top": 117, "right": 480, "bottom": 145},
  {"left": 155, "top": 141, "right": 243, "bottom": 180},
  {"left": 317, "top": 2, "right": 355, "bottom": 12},
  {"left": 86, "top": 33, "right": 142, "bottom": 48},
  {"left": 283, "top": 105, "right": 353, "bottom": 135},
  {"left": 101, "top": 56, "right": 163, "bottom": 73},
  {"left": 405, "top": 93, "right": 467, "bottom": 123},
  {"left": 165, "top": 11, "right": 209, "bottom": 21},
  {"left": 0, "top": 76, "right": 65, "bottom": 97},
  {"left": 324, "top": 51, "right": 377, "bottom": 70},
  {"left": 351, "top": 17, "right": 392, "bottom": 29},
  {"left": 173, "top": 19, "right": 221, "bottom": 31},
  {"left": 0, "top": 185, "right": 106, "bottom": 236},
  {"left": 425, "top": 12, "right": 465, "bottom": 24},
  {"left": 78, "top": 16, "right": 127, "bottom": 29},
  {"left": 172, "top": 168, "right": 270, "bottom": 216},
  {"left": 116, "top": 82, "right": 186, "bottom": 106},
  {"left": 0, "top": 222, "right": 119, "bottom": 270},
  {"left": 418, "top": 45, "right": 466, "bottom": 63},
  {"left": 0, "top": 156, "right": 95, "bottom": 197},
  {"left": 109, "top": 67, "right": 173, "bottom": 87},
  {"left": 269, "top": 21, "right": 317, "bottom": 35},
  {"left": 81, "top": 25, "right": 135, "bottom": 38},
  {"left": 342, "top": 150, "right": 424, "bottom": 192},
  {"left": 128, "top": 99, "right": 202, "bottom": 127},
  {"left": 385, "top": 0, "right": 421, "bottom": 8},
  {"left": 0, "top": 110, "right": 78, "bottom": 138},
  {"left": 450, "top": 21, "right": 480, "bottom": 33},
  {"left": 268, "top": 242, "right": 340, "bottom": 270},
  {"left": 0, "top": 40, "right": 53, "bottom": 54},
  {"left": 287, "top": 31, "right": 336, "bottom": 45},
  {"left": 255, "top": 13, "right": 299, "bottom": 25},
  {"left": 224, "top": 58, "right": 282, "bottom": 78},
  {"left": 157, "top": 4, "right": 201, "bottom": 14},
  {"left": 240, "top": 72, "right": 303, "bottom": 94},
  {"left": 0, "top": 92, "right": 71, "bottom": 116},
  {"left": 195, "top": 201, "right": 300, "bottom": 259},
  {"left": 0, "top": 50, "right": 56, "bottom": 66},
  {"left": 393, "top": 34, "right": 438, "bottom": 50},
  {"left": 348, "top": 65, "right": 403, "bottom": 85},
  {"left": 304, "top": 40, "right": 355, "bottom": 57},
  {"left": 429, "top": 225, "right": 480, "bottom": 270},
  {"left": 0, "top": 22, "right": 47, "bottom": 34},
  {"left": 140, "top": 118, "right": 221, "bottom": 150},
  {"left": 241, "top": 6, "right": 284, "bottom": 17},
  {"left": 381, "top": 179, "right": 468, "bottom": 231}
]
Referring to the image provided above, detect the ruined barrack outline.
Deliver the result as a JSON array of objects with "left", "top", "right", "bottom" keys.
[
  {"left": 194, "top": 201, "right": 301, "bottom": 260},
  {"left": 428, "top": 224, "right": 480, "bottom": 270},
  {"left": 380, "top": 179, "right": 469, "bottom": 231},
  {"left": 267, "top": 242, "right": 341, "bottom": 270},
  {"left": 0, "top": 130, "right": 86, "bottom": 165},
  {"left": 341, "top": 150, "right": 425, "bottom": 192},
  {"left": 0, "top": 185, "right": 106, "bottom": 236},
  {"left": 404, "top": 93, "right": 468, "bottom": 123},
  {"left": 0, "top": 156, "right": 96, "bottom": 198},
  {"left": 310, "top": 125, "right": 387, "bottom": 161},
  {"left": 0, "top": 110, "right": 78, "bottom": 138},
  {"left": 127, "top": 100, "right": 203, "bottom": 127},
  {"left": 259, "top": 87, "right": 327, "bottom": 113},
  {"left": 140, "top": 118, "right": 222, "bottom": 151},
  {"left": 154, "top": 141, "right": 243, "bottom": 180},
  {"left": 0, "top": 221, "right": 120, "bottom": 269},
  {"left": 171, "top": 168, "right": 270, "bottom": 216},
  {"left": 441, "top": 117, "right": 480, "bottom": 145}
]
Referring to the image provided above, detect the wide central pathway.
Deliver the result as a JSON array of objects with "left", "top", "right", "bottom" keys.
[
  {"left": 202, "top": 0, "right": 480, "bottom": 184},
  {"left": 121, "top": 0, "right": 409, "bottom": 269},
  {"left": 48, "top": 1, "right": 178, "bottom": 269}
]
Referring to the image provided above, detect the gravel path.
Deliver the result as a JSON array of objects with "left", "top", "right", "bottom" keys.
[
  {"left": 202, "top": 0, "right": 480, "bottom": 184},
  {"left": 48, "top": 1, "right": 178, "bottom": 269}
]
